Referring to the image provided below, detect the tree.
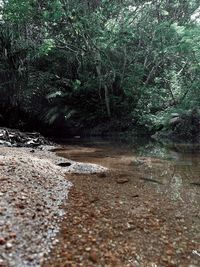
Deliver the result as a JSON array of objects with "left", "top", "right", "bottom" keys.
[{"left": 1, "top": 0, "right": 200, "bottom": 134}]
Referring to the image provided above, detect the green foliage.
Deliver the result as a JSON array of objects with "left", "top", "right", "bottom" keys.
[
  {"left": 39, "top": 39, "right": 55, "bottom": 56},
  {"left": 3, "top": 0, "right": 33, "bottom": 23},
  {"left": 1, "top": 0, "right": 200, "bottom": 134}
]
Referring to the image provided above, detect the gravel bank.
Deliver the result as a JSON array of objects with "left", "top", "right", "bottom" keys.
[{"left": 0, "top": 146, "right": 107, "bottom": 267}]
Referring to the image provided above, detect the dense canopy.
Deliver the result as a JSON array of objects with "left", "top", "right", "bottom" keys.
[{"left": 1, "top": 0, "right": 200, "bottom": 136}]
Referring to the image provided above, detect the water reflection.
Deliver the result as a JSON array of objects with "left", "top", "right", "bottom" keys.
[
  {"left": 136, "top": 143, "right": 200, "bottom": 202},
  {"left": 57, "top": 137, "right": 200, "bottom": 202}
]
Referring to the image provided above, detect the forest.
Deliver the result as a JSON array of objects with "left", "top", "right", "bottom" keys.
[{"left": 1, "top": 0, "right": 200, "bottom": 139}]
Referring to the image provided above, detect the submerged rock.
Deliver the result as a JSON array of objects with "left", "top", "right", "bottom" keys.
[{"left": 116, "top": 178, "right": 129, "bottom": 184}]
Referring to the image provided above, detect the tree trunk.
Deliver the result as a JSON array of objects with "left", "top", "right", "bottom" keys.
[{"left": 104, "top": 85, "right": 111, "bottom": 118}]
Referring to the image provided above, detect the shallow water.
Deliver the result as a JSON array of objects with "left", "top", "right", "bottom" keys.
[
  {"left": 44, "top": 136, "right": 200, "bottom": 267},
  {"left": 57, "top": 137, "right": 200, "bottom": 203}
]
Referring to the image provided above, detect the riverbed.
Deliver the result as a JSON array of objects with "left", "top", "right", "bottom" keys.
[{"left": 43, "top": 137, "right": 200, "bottom": 267}]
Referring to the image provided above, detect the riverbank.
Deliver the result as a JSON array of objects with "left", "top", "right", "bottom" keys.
[{"left": 0, "top": 145, "right": 107, "bottom": 267}]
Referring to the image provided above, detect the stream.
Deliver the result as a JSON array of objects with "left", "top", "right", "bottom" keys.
[
  {"left": 57, "top": 137, "right": 200, "bottom": 202},
  {"left": 44, "top": 136, "right": 200, "bottom": 267}
]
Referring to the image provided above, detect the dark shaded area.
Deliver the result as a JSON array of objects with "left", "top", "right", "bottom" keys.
[
  {"left": 57, "top": 162, "right": 72, "bottom": 167},
  {"left": 1, "top": 1, "right": 200, "bottom": 141}
]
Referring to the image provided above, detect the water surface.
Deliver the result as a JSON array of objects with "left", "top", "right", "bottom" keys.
[
  {"left": 45, "top": 136, "right": 200, "bottom": 267},
  {"left": 57, "top": 136, "right": 200, "bottom": 203}
]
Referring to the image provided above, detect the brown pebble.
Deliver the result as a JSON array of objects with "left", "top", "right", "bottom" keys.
[
  {"left": 89, "top": 251, "right": 98, "bottom": 263},
  {"left": 9, "top": 232, "right": 17, "bottom": 238},
  {"left": 0, "top": 237, "right": 6, "bottom": 245},
  {"left": 0, "top": 259, "right": 6, "bottom": 267},
  {"left": 16, "top": 203, "right": 25, "bottom": 209}
]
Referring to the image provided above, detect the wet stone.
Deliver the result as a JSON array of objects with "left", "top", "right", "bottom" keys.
[{"left": 116, "top": 178, "right": 129, "bottom": 184}]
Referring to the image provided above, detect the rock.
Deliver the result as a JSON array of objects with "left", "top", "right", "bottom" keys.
[
  {"left": 9, "top": 232, "right": 17, "bottom": 238},
  {"left": 65, "top": 162, "right": 108, "bottom": 174},
  {"left": 116, "top": 178, "right": 129, "bottom": 184},
  {"left": 0, "top": 259, "right": 6, "bottom": 267},
  {"left": 0, "top": 237, "right": 6, "bottom": 245},
  {"left": 26, "top": 255, "right": 34, "bottom": 262},
  {"left": 0, "top": 140, "right": 12, "bottom": 147},
  {"left": 89, "top": 251, "right": 98, "bottom": 263},
  {"left": 0, "top": 208, "right": 4, "bottom": 215},
  {"left": 15, "top": 203, "right": 26, "bottom": 209},
  {"left": 5, "top": 243, "right": 13, "bottom": 249},
  {"left": 26, "top": 140, "right": 40, "bottom": 147}
]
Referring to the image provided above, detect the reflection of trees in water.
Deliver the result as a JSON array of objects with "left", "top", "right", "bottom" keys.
[
  {"left": 169, "top": 174, "right": 183, "bottom": 201},
  {"left": 138, "top": 150, "right": 200, "bottom": 201},
  {"left": 137, "top": 142, "right": 170, "bottom": 159},
  {"left": 169, "top": 153, "right": 200, "bottom": 201}
]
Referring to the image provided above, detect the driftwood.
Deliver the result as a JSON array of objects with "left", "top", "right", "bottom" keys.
[{"left": 0, "top": 128, "right": 51, "bottom": 147}]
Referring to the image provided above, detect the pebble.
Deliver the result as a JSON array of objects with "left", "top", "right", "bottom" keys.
[
  {"left": 89, "top": 251, "right": 98, "bottom": 263},
  {"left": 9, "top": 232, "right": 17, "bottom": 238},
  {"left": 116, "top": 178, "right": 129, "bottom": 184},
  {"left": 6, "top": 243, "right": 12, "bottom": 249},
  {"left": 0, "top": 259, "right": 5, "bottom": 266},
  {"left": 0, "top": 237, "right": 6, "bottom": 245}
]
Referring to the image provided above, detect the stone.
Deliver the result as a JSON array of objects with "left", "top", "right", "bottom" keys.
[
  {"left": 0, "top": 237, "right": 6, "bottom": 245},
  {"left": 89, "top": 251, "right": 98, "bottom": 263},
  {"left": 6, "top": 242, "right": 12, "bottom": 249},
  {"left": 116, "top": 178, "right": 129, "bottom": 184}
]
